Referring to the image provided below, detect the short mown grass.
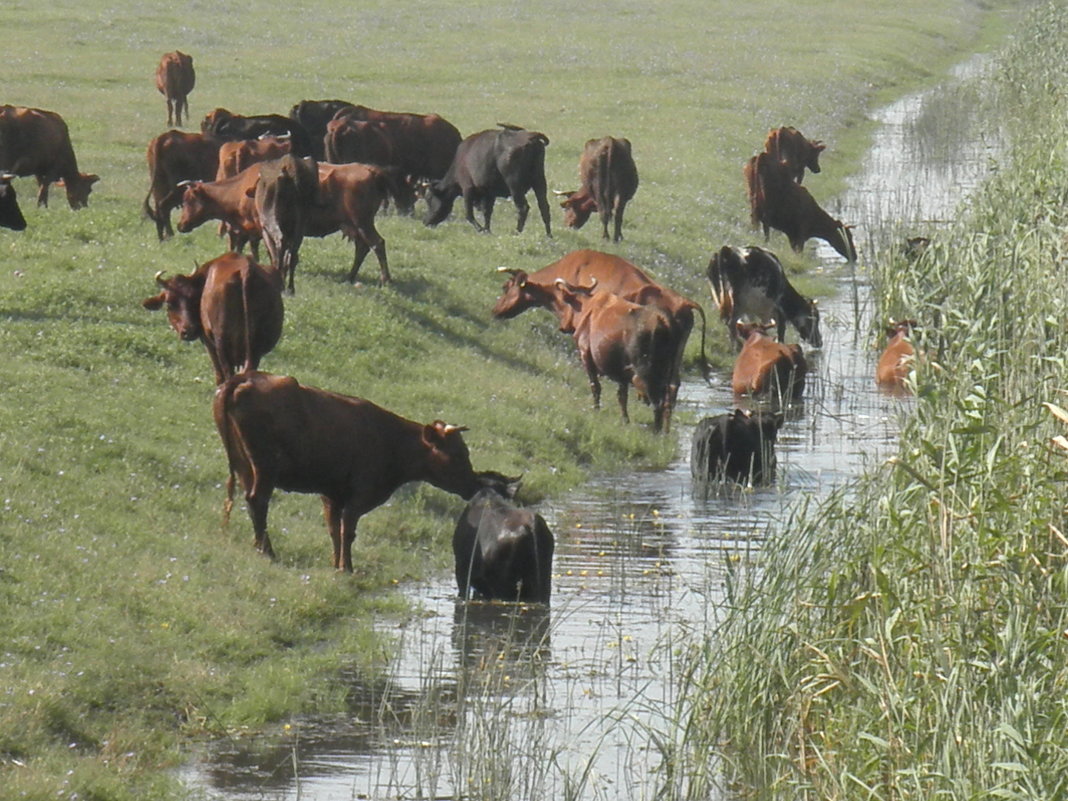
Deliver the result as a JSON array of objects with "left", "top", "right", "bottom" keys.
[{"left": 0, "top": 0, "right": 1021, "bottom": 798}]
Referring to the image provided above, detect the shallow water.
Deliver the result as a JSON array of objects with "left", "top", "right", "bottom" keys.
[{"left": 179, "top": 57, "right": 998, "bottom": 801}]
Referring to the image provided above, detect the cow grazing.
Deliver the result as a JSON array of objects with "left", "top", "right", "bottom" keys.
[
  {"left": 215, "top": 136, "right": 292, "bottom": 182},
  {"left": 492, "top": 249, "right": 708, "bottom": 408},
  {"left": 732, "top": 320, "right": 807, "bottom": 400},
  {"left": 707, "top": 245, "right": 822, "bottom": 349},
  {"left": 550, "top": 278, "right": 677, "bottom": 431},
  {"left": 155, "top": 51, "right": 195, "bottom": 127},
  {"left": 254, "top": 154, "right": 320, "bottom": 294},
  {"left": 453, "top": 477, "right": 554, "bottom": 603},
  {"left": 176, "top": 162, "right": 264, "bottom": 255},
  {"left": 559, "top": 136, "right": 639, "bottom": 242},
  {"left": 332, "top": 104, "right": 462, "bottom": 182},
  {"left": 142, "top": 130, "right": 221, "bottom": 240},
  {"left": 213, "top": 370, "right": 489, "bottom": 571},
  {"left": 0, "top": 106, "right": 99, "bottom": 209},
  {"left": 142, "top": 253, "right": 284, "bottom": 384},
  {"left": 762, "top": 126, "right": 823, "bottom": 184},
  {"left": 200, "top": 108, "right": 314, "bottom": 158},
  {"left": 424, "top": 125, "right": 552, "bottom": 236},
  {"left": 744, "top": 152, "right": 856, "bottom": 261},
  {"left": 690, "top": 409, "right": 784, "bottom": 485},
  {"left": 288, "top": 99, "right": 356, "bottom": 160},
  {"left": 876, "top": 319, "right": 918, "bottom": 393},
  {"left": 304, "top": 162, "right": 391, "bottom": 285},
  {"left": 0, "top": 173, "right": 27, "bottom": 231}
]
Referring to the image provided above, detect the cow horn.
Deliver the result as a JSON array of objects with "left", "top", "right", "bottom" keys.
[
  {"left": 441, "top": 423, "right": 468, "bottom": 435},
  {"left": 154, "top": 270, "right": 167, "bottom": 286},
  {"left": 176, "top": 179, "right": 196, "bottom": 188},
  {"left": 497, "top": 266, "right": 520, "bottom": 276},
  {"left": 0, "top": 172, "right": 14, "bottom": 181}
]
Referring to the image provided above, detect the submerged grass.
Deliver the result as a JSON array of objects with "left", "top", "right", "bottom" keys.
[
  {"left": 698, "top": 3, "right": 1068, "bottom": 798},
  {"left": 0, "top": 0, "right": 1023, "bottom": 797}
]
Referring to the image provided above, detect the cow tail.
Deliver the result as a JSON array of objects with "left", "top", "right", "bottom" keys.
[
  {"left": 216, "top": 378, "right": 238, "bottom": 525},
  {"left": 595, "top": 141, "right": 612, "bottom": 218},
  {"left": 240, "top": 262, "right": 254, "bottom": 374},
  {"left": 706, "top": 252, "right": 733, "bottom": 323}
]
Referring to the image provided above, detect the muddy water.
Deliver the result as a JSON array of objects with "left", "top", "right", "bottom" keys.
[{"left": 180, "top": 58, "right": 997, "bottom": 800}]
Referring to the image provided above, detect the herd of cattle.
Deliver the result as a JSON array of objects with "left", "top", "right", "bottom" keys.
[{"left": 0, "top": 53, "right": 919, "bottom": 603}]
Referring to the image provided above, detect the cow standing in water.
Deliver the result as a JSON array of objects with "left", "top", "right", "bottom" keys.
[
  {"left": 0, "top": 106, "right": 99, "bottom": 209},
  {"left": 707, "top": 245, "right": 822, "bottom": 349},
  {"left": 155, "top": 51, "right": 196, "bottom": 127},
  {"left": 876, "top": 319, "right": 919, "bottom": 393},
  {"left": 691, "top": 409, "right": 784, "bottom": 485},
  {"left": 453, "top": 476, "right": 554, "bottom": 603},
  {"left": 559, "top": 136, "right": 639, "bottom": 242},
  {"left": 731, "top": 320, "right": 807, "bottom": 400}
]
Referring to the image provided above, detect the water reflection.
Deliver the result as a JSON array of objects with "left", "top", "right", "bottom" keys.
[{"left": 180, "top": 56, "right": 998, "bottom": 801}]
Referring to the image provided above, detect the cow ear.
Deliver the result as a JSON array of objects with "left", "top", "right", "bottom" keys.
[{"left": 142, "top": 292, "right": 166, "bottom": 310}]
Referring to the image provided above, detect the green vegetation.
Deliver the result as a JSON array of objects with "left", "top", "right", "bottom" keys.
[
  {"left": 0, "top": 0, "right": 1020, "bottom": 797},
  {"left": 698, "top": 3, "right": 1068, "bottom": 797}
]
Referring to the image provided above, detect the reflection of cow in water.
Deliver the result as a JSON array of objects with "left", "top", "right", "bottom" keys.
[{"left": 453, "top": 476, "right": 554, "bottom": 603}]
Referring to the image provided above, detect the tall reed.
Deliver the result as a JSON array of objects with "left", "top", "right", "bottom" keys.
[{"left": 694, "top": 3, "right": 1068, "bottom": 797}]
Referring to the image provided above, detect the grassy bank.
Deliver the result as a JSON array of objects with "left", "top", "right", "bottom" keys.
[
  {"left": 698, "top": 3, "right": 1068, "bottom": 797},
  {"left": 0, "top": 1, "right": 1020, "bottom": 797}
]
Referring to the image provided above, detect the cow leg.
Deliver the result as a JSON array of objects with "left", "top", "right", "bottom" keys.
[
  {"left": 348, "top": 230, "right": 390, "bottom": 285},
  {"left": 579, "top": 351, "right": 602, "bottom": 410},
  {"left": 246, "top": 487, "right": 275, "bottom": 559},
  {"left": 612, "top": 200, "right": 626, "bottom": 243},
  {"left": 462, "top": 190, "right": 485, "bottom": 232},
  {"left": 480, "top": 197, "right": 496, "bottom": 233},
  {"left": 35, "top": 177, "right": 49, "bottom": 208},
  {"left": 339, "top": 506, "right": 361, "bottom": 573},
  {"left": 322, "top": 499, "right": 344, "bottom": 570},
  {"left": 532, "top": 179, "right": 552, "bottom": 237},
  {"left": 511, "top": 191, "right": 529, "bottom": 233},
  {"left": 616, "top": 381, "right": 630, "bottom": 424}
]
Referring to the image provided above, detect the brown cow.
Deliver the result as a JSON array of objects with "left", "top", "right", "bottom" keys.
[
  {"left": 707, "top": 245, "right": 822, "bottom": 348},
  {"left": 213, "top": 370, "right": 490, "bottom": 571},
  {"left": 763, "top": 126, "right": 824, "bottom": 184},
  {"left": 142, "top": 130, "right": 221, "bottom": 240},
  {"left": 332, "top": 104, "right": 462, "bottom": 181},
  {"left": 559, "top": 136, "right": 639, "bottom": 242},
  {"left": 876, "top": 319, "right": 918, "bottom": 393},
  {"left": 141, "top": 252, "right": 284, "bottom": 384},
  {"left": 216, "top": 137, "right": 292, "bottom": 182},
  {"left": 176, "top": 163, "right": 264, "bottom": 255},
  {"left": 744, "top": 152, "right": 856, "bottom": 261},
  {"left": 155, "top": 51, "right": 195, "bottom": 127},
  {"left": 304, "top": 162, "right": 391, "bottom": 285},
  {"left": 0, "top": 106, "right": 99, "bottom": 209},
  {"left": 254, "top": 154, "right": 320, "bottom": 294},
  {"left": 323, "top": 117, "right": 416, "bottom": 214},
  {"left": 731, "top": 320, "right": 807, "bottom": 400},
  {"left": 548, "top": 278, "right": 677, "bottom": 432},
  {"left": 492, "top": 249, "right": 708, "bottom": 409}
]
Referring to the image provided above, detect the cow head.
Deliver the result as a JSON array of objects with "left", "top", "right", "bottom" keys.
[
  {"left": 0, "top": 173, "right": 27, "bottom": 231},
  {"left": 492, "top": 267, "right": 557, "bottom": 319},
  {"left": 142, "top": 269, "right": 206, "bottom": 342},
  {"left": 176, "top": 181, "right": 208, "bottom": 233},
  {"left": 735, "top": 319, "right": 776, "bottom": 342},
  {"left": 422, "top": 180, "right": 459, "bottom": 227},
  {"left": 885, "top": 319, "right": 918, "bottom": 340},
  {"left": 421, "top": 421, "right": 482, "bottom": 499},
  {"left": 201, "top": 107, "right": 233, "bottom": 137},
  {"left": 550, "top": 278, "right": 597, "bottom": 333},
  {"left": 57, "top": 172, "right": 100, "bottom": 210},
  {"left": 557, "top": 189, "right": 596, "bottom": 229}
]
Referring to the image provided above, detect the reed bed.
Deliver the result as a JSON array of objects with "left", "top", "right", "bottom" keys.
[{"left": 696, "top": 3, "right": 1068, "bottom": 798}]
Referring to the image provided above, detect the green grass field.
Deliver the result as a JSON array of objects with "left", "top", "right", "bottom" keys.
[{"left": 0, "top": 1, "right": 1020, "bottom": 797}]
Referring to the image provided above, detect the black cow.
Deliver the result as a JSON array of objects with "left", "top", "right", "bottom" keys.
[
  {"left": 288, "top": 99, "right": 355, "bottom": 160},
  {"left": 0, "top": 172, "right": 27, "bottom": 230},
  {"left": 453, "top": 476, "right": 554, "bottom": 603},
  {"left": 690, "top": 409, "right": 784, "bottom": 485},
  {"left": 424, "top": 125, "right": 552, "bottom": 236},
  {"left": 707, "top": 245, "right": 822, "bottom": 349},
  {"left": 200, "top": 108, "right": 314, "bottom": 158}
]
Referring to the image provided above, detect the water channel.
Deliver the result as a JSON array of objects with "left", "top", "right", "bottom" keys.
[{"left": 180, "top": 56, "right": 999, "bottom": 800}]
